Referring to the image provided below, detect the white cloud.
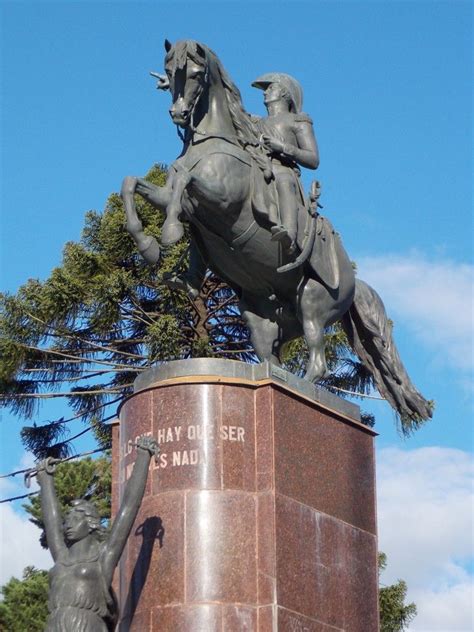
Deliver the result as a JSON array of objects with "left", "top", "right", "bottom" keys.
[
  {"left": 377, "top": 446, "right": 474, "bottom": 631},
  {"left": 0, "top": 455, "right": 52, "bottom": 585},
  {"left": 410, "top": 582, "right": 474, "bottom": 631},
  {"left": 357, "top": 254, "right": 474, "bottom": 371},
  {"left": 0, "top": 504, "right": 52, "bottom": 585}
]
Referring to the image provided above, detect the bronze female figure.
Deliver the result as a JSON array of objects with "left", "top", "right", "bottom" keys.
[{"left": 36, "top": 435, "right": 158, "bottom": 631}]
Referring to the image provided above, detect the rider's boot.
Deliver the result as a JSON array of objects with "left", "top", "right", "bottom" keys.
[
  {"left": 270, "top": 213, "right": 297, "bottom": 253},
  {"left": 271, "top": 179, "right": 298, "bottom": 252}
]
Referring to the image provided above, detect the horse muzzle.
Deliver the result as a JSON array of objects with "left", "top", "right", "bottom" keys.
[{"left": 169, "top": 102, "right": 191, "bottom": 127}]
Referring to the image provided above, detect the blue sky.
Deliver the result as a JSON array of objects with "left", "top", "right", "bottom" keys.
[{"left": 0, "top": 2, "right": 472, "bottom": 629}]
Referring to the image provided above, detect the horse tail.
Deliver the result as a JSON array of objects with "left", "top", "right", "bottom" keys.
[{"left": 341, "top": 278, "right": 433, "bottom": 433}]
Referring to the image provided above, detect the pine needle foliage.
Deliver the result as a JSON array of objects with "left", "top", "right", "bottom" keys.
[
  {"left": 24, "top": 455, "right": 112, "bottom": 549},
  {"left": 1, "top": 163, "right": 388, "bottom": 455},
  {"left": 379, "top": 553, "right": 417, "bottom": 631},
  {"left": 0, "top": 165, "right": 254, "bottom": 456},
  {"left": 0, "top": 566, "right": 49, "bottom": 632}
]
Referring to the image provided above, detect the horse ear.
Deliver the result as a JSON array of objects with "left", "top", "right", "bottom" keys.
[
  {"left": 195, "top": 43, "right": 206, "bottom": 59},
  {"left": 164, "top": 39, "right": 172, "bottom": 52}
]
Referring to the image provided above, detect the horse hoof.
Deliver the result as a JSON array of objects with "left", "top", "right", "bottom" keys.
[
  {"left": 304, "top": 367, "right": 331, "bottom": 383},
  {"left": 139, "top": 237, "right": 161, "bottom": 264},
  {"left": 161, "top": 221, "right": 184, "bottom": 245}
]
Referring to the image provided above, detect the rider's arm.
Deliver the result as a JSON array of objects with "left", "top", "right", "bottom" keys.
[
  {"left": 37, "top": 462, "right": 67, "bottom": 561},
  {"left": 101, "top": 436, "right": 157, "bottom": 585},
  {"left": 280, "top": 115, "right": 319, "bottom": 170}
]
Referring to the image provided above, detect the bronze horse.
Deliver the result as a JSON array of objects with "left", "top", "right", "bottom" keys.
[{"left": 121, "top": 39, "right": 431, "bottom": 427}]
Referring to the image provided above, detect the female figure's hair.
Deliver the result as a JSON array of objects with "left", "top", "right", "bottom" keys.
[{"left": 69, "top": 499, "right": 107, "bottom": 540}]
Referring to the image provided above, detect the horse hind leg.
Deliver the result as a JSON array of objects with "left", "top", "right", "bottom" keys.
[
  {"left": 297, "top": 278, "right": 331, "bottom": 382},
  {"left": 302, "top": 318, "right": 329, "bottom": 382},
  {"left": 239, "top": 294, "right": 282, "bottom": 366}
]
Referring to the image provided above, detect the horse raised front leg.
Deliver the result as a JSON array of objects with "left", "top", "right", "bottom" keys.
[
  {"left": 121, "top": 176, "right": 161, "bottom": 264},
  {"left": 135, "top": 177, "right": 171, "bottom": 211}
]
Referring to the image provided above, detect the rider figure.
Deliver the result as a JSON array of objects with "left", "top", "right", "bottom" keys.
[{"left": 252, "top": 73, "right": 319, "bottom": 252}]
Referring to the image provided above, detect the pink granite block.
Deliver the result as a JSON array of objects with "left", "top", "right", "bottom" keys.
[{"left": 185, "top": 490, "right": 257, "bottom": 604}]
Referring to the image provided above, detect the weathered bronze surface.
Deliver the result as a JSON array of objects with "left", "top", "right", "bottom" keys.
[
  {"left": 121, "top": 39, "right": 431, "bottom": 424},
  {"left": 35, "top": 435, "right": 158, "bottom": 631}
]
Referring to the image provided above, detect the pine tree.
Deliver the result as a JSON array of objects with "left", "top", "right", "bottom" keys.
[
  {"left": 0, "top": 164, "right": 254, "bottom": 457},
  {"left": 0, "top": 566, "right": 49, "bottom": 632},
  {"left": 24, "top": 455, "right": 111, "bottom": 548},
  {"left": 379, "top": 552, "right": 417, "bottom": 631},
  {"left": 1, "top": 163, "right": 376, "bottom": 459}
]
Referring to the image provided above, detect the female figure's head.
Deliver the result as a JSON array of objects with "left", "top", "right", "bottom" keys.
[{"left": 64, "top": 499, "right": 105, "bottom": 544}]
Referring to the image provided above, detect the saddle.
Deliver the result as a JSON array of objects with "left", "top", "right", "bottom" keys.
[
  {"left": 303, "top": 214, "right": 340, "bottom": 291},
  {"left": 250, "top": 162, "right": 341, "bottom": 290}
]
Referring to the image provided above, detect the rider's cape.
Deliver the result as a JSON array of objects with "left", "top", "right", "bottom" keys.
[
  {"left": 180, "top": 139, "right": 342, "bottom": 291},
  {"left": 250, "top": 161, "right": 341, "bottom": 290},
  {"left": 298, "top": 212, "right": 340, "bottom": 291}
]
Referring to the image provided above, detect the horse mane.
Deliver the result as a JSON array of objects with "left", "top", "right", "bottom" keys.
[
  {"left": 202, "top": 44, "right": 272, "bottom": 178},
  {"left": 169, "top": 40, "right": 260, "bottom": 146},
  {"left": 205, "top": 46, "right": 260, "bottom": 147},
  {"left": 168, "top": 41, "right": 270, "bottom": 176}
]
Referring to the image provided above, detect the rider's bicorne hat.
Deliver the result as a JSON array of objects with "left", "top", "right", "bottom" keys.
[{"left": 252, "top": 73, "right": 303, "bottom": 114}]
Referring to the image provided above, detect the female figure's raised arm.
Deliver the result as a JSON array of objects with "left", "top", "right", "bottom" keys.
[
  {"left": 101, "top": 435, "right": 158, "bottom": 585},
  {"left": 36, "top": 459, "right": 67, "bottom": 561}
]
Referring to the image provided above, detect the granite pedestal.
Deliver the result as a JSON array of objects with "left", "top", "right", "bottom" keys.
[{"left": 112, "top": 359, "right": 379, "bottom": 631}]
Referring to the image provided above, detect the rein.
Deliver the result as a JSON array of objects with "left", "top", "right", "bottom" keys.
[{"left": 176, "top": 123, "right": 245, "bottom": 149}]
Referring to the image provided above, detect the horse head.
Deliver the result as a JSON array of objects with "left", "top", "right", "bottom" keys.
[{"left": 164, "top": 39, "right": 209, "bottom": 128}]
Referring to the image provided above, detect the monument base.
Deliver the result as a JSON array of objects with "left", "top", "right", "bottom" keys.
[{"left": 112, "top": 359, "right": 379, "bottom": 631}]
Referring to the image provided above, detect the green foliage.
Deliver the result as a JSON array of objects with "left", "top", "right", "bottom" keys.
[
  {"left": 0, "top": 164, "right": 253, "bottom": 457},
  {"left": 281, "top": 323, "right": 376, "bottom": 427},
  {"left": 282, "top": 323, "right": 374, "bottom": 396},
  {"left": 0, "top": 458, "right": 113, "bottom": 630},
  {"left": 0, "top": 161, "right": 386, "bottom": 456},
  {"left": 145, "top": 315, "right": 185, "bottom": 361},
  {"left": 0, "top": 566, "right": 49, "bottom": 632},
  {"left": 24, "top": 455, "right": 112, "bottom": 548},
  {"left": 379, "top": 553, "right": 417, "bottom": 631},
  {"left": 21, "top": 418, "right": 70, "bottom": 459}
]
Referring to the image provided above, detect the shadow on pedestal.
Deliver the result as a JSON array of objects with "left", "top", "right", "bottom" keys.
[
  {"left": 119, "top": 516, "right": 164, "bottom": 631},
  {"left": 113, "top": 359, "right": 379, "bottom": 631}
]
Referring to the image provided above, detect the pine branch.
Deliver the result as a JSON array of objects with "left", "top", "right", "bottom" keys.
[
  {"left": 16, "top": 343, "right": 140, "bottom": 370},
  {"left": 2, "top": 386, "right": 132, "bottom": 399}
]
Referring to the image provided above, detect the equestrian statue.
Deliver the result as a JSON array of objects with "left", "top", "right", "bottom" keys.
[{"left": 121, "top": 39, "right": 432, "bottom": 428}]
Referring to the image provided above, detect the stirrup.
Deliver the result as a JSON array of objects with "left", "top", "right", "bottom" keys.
[{"left": 271, "top": 226, "right": 294, "bottom": 252}]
